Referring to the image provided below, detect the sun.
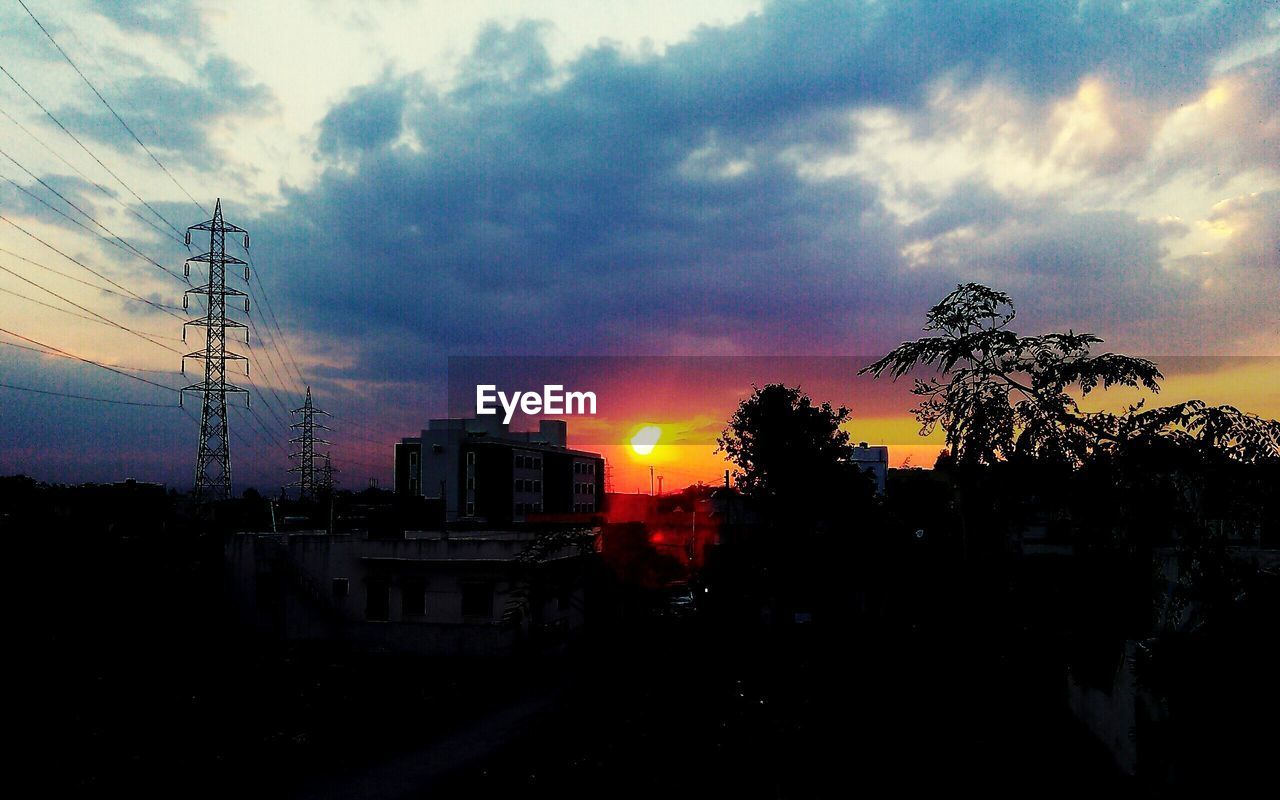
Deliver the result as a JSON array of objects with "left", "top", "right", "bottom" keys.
[{"left": 630, "top": 425, "right": 662, "bottom": 456}]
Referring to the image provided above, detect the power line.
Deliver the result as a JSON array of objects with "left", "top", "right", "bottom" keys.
[
  {"left": 0, "top": 245, "right": 184, "bottom": 319},
  {"left": 328, "top": 429, "right": 393, "bottom": 447},
  {"left": 182, "top": 404, "right": 278, "bottom": 471},
  {"left": 232, "top": 402, "right": 291, "bottom": 458},
  {"left": 0, "top": 379, "right": 177, "bottom": 407},
  {"left": 0, "top": 336, "right": 179, "bottom": 375},
  {"left": 37, "top": 1, "right": 169, "bottom": 152},
  {"left": 0, "top": 325, "right": 177, "bottom": 394},
  {"left": 0, "top": 214, "right": 185, "bottom": 320},
  {"left": 0, "top": 147, "right": 188, "bottom": 282},
  {"left": 0, "top": 282, "right": 183, "bottom": 346},
  {"left": 0, "top": 246, "right": 184, "bottom": 313},
  {"left": 247, "top": 324, "right": 299, "bottom": 415},
  {"left": 238, "top": 354, "right": 293, "bottom": 434},
  {"left": 242, "top": 244, "right": 307, "bottom": 392},
  {"left": 0, "top": 62, "right": 185, "bottom": 238},
  {"left": 15, "top": 0, "right": 207, "bottom": 216},
  {"left": 240, "top": 296, "right": 303, "bottom": 408},
  {"left": 0, "top": 102, "right": 180, "bottom": 244},
  {"left": 0, "top": 259, "right": 182, "bottom": 352}
]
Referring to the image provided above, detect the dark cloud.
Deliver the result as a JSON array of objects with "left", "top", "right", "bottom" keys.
[
  {"left": 240, "top": 0, "right": 1276, "bottom": 388},
  {"left": 88, "top": 0, "right": 201, "bottom": 37},
  {"left": 318, "top": 75, "right": 411, "bottom": 156},
  {"left": 54, "top": 54, "right": 275, "bottom": 157}
]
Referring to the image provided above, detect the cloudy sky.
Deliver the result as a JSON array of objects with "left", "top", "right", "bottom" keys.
[{"left": 0, "top": 0, "right": 1276, "bottom": 490}]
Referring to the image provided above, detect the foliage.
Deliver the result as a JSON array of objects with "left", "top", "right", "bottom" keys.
[
  {"left": 861, "top": 283, "right": 1280, "bottom": 466},
  {"left": 717, "top": 384, "right": 871, "bottom": 521}
]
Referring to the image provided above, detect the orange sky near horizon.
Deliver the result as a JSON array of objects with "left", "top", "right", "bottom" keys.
[{"left": 563, "top": 357, "right": 1280, "bottom": 493}]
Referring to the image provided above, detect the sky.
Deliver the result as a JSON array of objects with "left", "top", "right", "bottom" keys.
[{"left": 0, "top": 0, "right": 1276, "bottom": 492}]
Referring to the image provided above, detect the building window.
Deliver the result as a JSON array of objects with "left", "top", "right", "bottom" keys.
[
  {"left": 515, "top": 454, "right": 525, "bottom": 468},
  {"left": 409, "top": 452, "right": 418, "bottom": 468},
  {"left": 460, "top": 582, "right": 494, "bottom": 620},
  {"left": 465, "top": 501, "right": 475, "bottom": 516},
  {"left": 332, "top": 578, "right": 349, "bottom": 597},
  {"left": 466, "top": 451, "right": 475, "bottom": 466},
  {"left": 366, "top": 579, "right": 390, "bottom": 621},
  {"left": 588, "top": 483, "right": 595, "bottom": 495},
  {"left": 534, "top": 502, "right": 542, "bottom": 513},
  {"left": 573, "top": 462, "right": 581, "bottom": 474},
  {"left": 402, "top": 578, "right": 425, "bottom": 617},
  {"left": 467, "top": 477, "right": 475, "bottom": 490},
  {"left": 533, "top": 479, "right": 541, "bottom": 493},
  {"left": 409, "top": 478, "right": 419, "bottom": 495},
  {"left": 533, "top": 457, "right": 541, "bottom": 469}
]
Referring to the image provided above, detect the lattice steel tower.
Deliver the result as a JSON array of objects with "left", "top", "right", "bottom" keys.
[
  {"left": 319, "top": 451, "right": 338, "bottom": 495},
  {"left": 181, "top": 198, "right": 250, "bottom": 501},
  {"left": 289, "top": 387, "right": 330, "bottom": 500}
]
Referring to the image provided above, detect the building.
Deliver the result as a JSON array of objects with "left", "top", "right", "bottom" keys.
[
  {"left": 225, "top": 528, "right": 593, "bottom": 657},
  {"left": 851, "top": 442, "right": 889, "bottom": 495},
  {"left": 395, "top": 417, "right": 605, "bottom": 523}
]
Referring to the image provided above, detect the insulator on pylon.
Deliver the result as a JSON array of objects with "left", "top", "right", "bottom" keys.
[
  {"left": 185, "top": 230, "right": 191, "bottom": 246},
  {"left": 244, "top": 265, "right": 249, "bottom": 281},
  {"left": 244, "top": 234, "right": 249, "bottom": 249},
  {"left": 183, "top": 295, "right": 188, "bottom": 310},
  {"left": 246, "top": 362, "right": 250, "bottom": 376},
  {"left": 246, "top": 329, "right": 250, "bottom": 345},
  {"left": 184, "top": 262, "right": 190, "bottom": 277},
  {"left": 179, "top": 392, "right": 183, "bottom": 408},
  {"left": 244, "top": 298, "right": 249, "bottom": 313}
]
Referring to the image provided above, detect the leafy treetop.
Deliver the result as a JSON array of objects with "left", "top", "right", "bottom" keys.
[{"left": 861, "top": 283, "right": 1280, "bottom": 466}]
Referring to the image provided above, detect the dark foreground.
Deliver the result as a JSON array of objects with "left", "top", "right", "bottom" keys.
[
  {"left": 23, "top": 599, "right": 1124, "bottom": 798},
  {"left": 12, "top": 481, "right": 1272, "bottom": 798}
]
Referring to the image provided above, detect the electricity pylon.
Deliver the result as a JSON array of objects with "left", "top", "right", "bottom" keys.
[
  {"left": 289, "top": 387, "right": 330, "bottom": 500},
  {"left": 181, "top": 198, "right": 250, "bottom": 501},
  {"left": 319, "top": 451, "right": 338, "bottom": 494}
]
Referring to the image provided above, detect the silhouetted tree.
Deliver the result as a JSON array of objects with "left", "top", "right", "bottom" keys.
[
  {"left": 717, "top": 383, "right": 871, "bottom": 523},
  {"left": 861, "top": 283, "right": 1280, "bottom": 466}
]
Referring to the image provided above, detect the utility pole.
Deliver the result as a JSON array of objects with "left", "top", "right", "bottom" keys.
[
  {"left": 649, "top": 466, "right": 655, "bottom": 496},
  {"left": 657, "top": 475, "right": 664, "bottom": 495},
  {"left": 288, "top": 386, "right": 330, "bottom": 500},
  {"left": 181, "top": 199, "right": 249, "bottom": 501}
]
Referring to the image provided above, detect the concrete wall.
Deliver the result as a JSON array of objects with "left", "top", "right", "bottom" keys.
[{"left": 225, "top": 531, "right": 588, "bottom": 657}]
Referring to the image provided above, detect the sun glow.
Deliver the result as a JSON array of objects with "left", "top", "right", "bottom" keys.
[{"left": 630, "top": 425, "right": 662, "bottom": 456}]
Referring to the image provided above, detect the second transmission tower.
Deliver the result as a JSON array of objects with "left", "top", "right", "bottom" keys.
[
  {"left": 181, "top": 199, "right": 250, "bottom": 501},
  {"left": 319, "top": 451, "right": 338, "bottom": 495},
  {"left": 289, "top": 387, "right": 330, "bottom": 500}
]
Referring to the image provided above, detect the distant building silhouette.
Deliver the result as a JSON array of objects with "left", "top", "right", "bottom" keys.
[
  {"left": 851, "top": 443, "right": 889, "bottom": 495},
  {"left": 395, "top": 417, "right": 604, "bottom": 523}
]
